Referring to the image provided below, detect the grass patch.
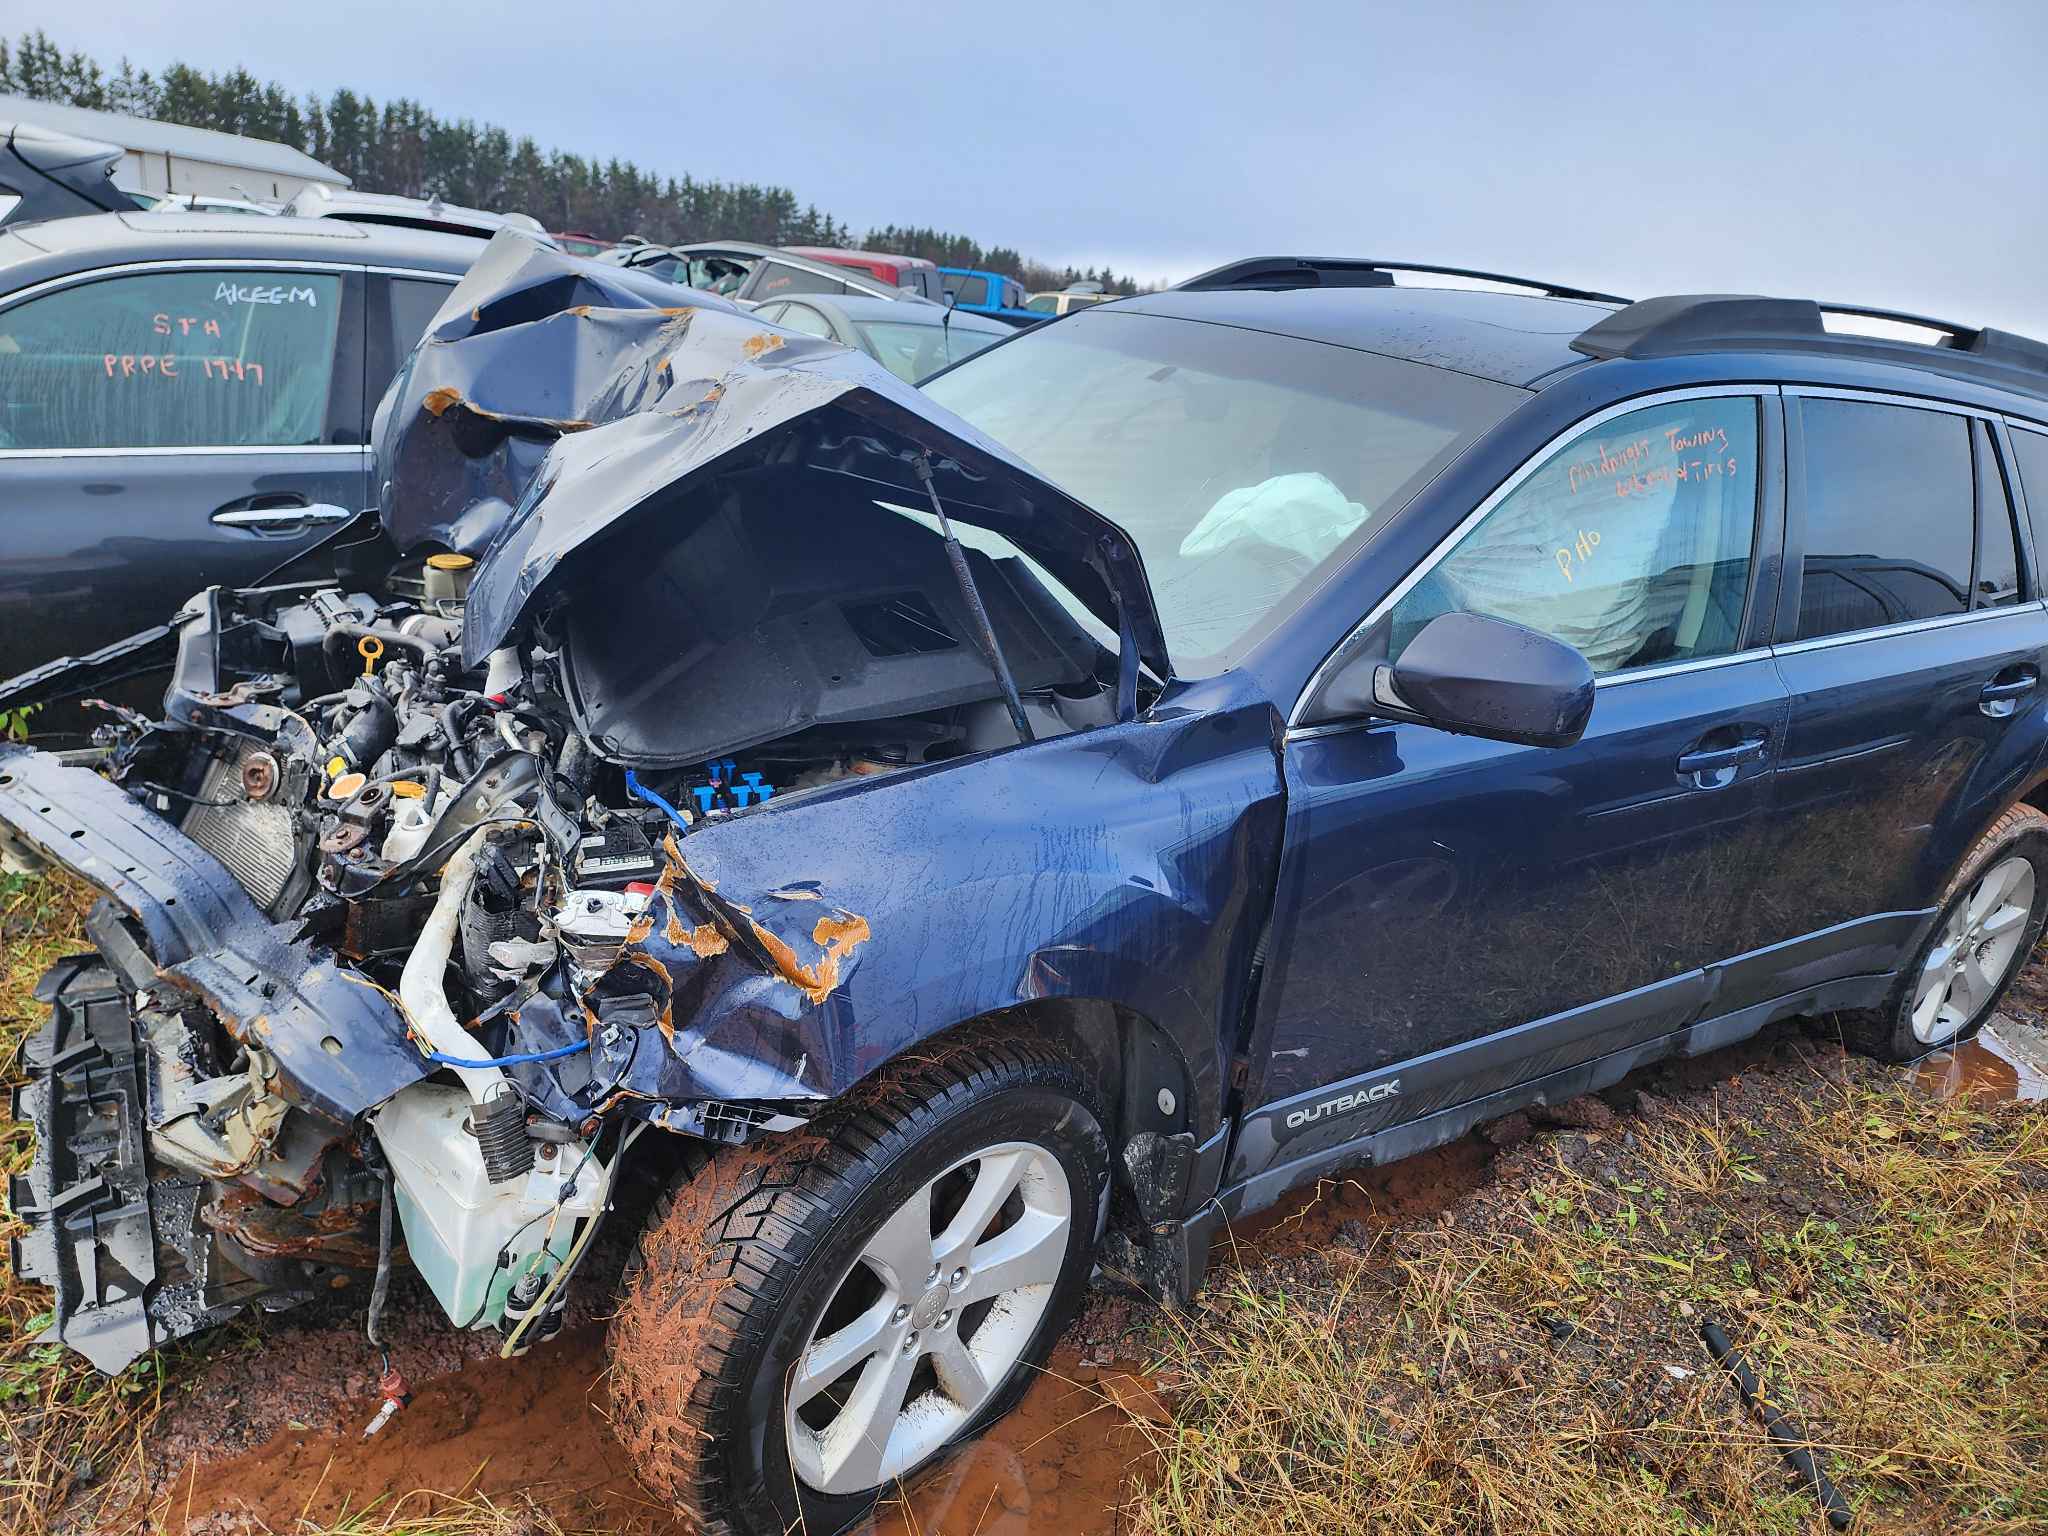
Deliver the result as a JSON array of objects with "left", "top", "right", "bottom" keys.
[{"left": 1128, "top": 1046, "right": 2048, "bottom": 1535}]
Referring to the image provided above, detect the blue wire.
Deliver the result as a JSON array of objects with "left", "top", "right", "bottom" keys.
[
  {"left": 625, "top": 767, "right": 692, "bottom": 833},
  {"left": 428, "top": 1039, "right": 591, "bottom": 1069},
  {"left": 424, "top": 777, "right": 689, "bottom": 1077},
  {"left": 423, "top": 772, "right": 685, "bottom": 1074}
]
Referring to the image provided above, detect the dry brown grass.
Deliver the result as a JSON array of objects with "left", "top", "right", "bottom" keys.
[
  {"left": 1127, "top": 1050, "right": 2048, "bottom": 1535},
  {"left": 154, "top": 1481, "right": 582, "bottom": 1535}
]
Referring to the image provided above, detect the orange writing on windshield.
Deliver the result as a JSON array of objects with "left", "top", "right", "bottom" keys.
[
  {"left": 152, "top": 313, "right": 224, "bottom": 339},
  {"left": 102, "top": 353, "right": 179, "bottom": 378}
]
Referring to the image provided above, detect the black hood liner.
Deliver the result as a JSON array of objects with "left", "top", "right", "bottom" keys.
[{"left": 372, "top": 234, "right": 1169, "bottom": 681}]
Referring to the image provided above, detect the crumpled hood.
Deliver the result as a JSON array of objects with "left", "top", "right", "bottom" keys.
[{"left": 373, "top": 233, "right": 1169, "bottom": 680}]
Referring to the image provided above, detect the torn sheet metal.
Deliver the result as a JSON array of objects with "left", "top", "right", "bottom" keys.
[
  {"left": 507, "top": 687, "right": 1286, "bottom": 1138},
  {"left": 369, "top": 234, "right": 1169, "bottom": 682}
]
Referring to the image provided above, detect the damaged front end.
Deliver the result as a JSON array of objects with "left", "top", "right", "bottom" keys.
[{"left": 1, "top": 233, "right": 1174, "bottom": 1371}]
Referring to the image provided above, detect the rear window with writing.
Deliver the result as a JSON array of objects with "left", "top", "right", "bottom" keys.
[
  {"left": 0, "top": 269, "right": 343, "bottom": 450},
  {"left": 1389, "top": 396, "right": 1761, "bottom": 676}
]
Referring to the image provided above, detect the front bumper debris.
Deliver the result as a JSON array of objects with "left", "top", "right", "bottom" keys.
[
  {"left": 9, "top": 959, "right": 251, "bottom": 1372},
  {"left": 0, "top": 747, "right": 430, "bottom": 1123}
]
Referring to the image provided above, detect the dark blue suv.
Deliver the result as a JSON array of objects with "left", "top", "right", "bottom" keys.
[{"left": 7, "top": 245, "right": 2048, "bottom": 1535}]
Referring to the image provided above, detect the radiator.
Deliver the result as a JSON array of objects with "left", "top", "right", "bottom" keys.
[{"left": 180, "top": 750, "right": 300, "bottom": 912}]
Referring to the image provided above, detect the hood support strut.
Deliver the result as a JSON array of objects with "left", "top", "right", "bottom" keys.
[{"left": 913, "top": 453, "right": 1034, "bottom": 745}]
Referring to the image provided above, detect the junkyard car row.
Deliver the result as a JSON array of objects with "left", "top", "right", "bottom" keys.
[{"left": 5, "top": 162, "right": 2048, "bottom": 1534}]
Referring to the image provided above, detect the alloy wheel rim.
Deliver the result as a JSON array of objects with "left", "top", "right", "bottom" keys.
[
  {"left": 784, "top": 1140, "right": 1072, "bottom": 1495},
  {"left": 1912, "top": 855, "right": 2035, "bottom": 1044}
]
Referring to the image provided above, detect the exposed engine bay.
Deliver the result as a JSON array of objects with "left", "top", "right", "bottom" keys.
[{"left": 1, "top": 230, "right": 1163, "bottom": 1371}]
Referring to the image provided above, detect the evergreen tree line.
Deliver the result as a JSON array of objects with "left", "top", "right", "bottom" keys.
[{"left": 1, "top": 30, "right": 1140, "bottom": 294}]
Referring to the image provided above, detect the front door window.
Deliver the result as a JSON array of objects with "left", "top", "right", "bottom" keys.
[{"left": 1388, "top": 396, "right": 1760, "bottom": 675}]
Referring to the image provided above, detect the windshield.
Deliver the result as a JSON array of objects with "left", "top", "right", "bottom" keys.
[
  {"left": 921, "top": 308, "right": 1524, "bottom": 672},
  {"left": 857, "top": 318, "right": 1005, "bottom": 383}
]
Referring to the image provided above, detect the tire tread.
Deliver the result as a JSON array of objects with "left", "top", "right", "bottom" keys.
[{"left": 608, "top": 1026, "right": 1095, "bottom": 1535}]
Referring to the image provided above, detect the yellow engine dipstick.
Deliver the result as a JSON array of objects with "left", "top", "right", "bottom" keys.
[{"left": 357, "top": 634, "right": 384, "bottom": 677}]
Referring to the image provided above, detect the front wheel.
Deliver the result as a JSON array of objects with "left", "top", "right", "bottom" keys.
[
  {"left": 1844, "top": 803, "right": 2048, "bottom": 1062},
  {"left": 608, "top": 1035, "right": 1108, "bottom": 1536}
]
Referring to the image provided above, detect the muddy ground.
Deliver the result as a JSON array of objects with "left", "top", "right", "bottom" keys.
[{"left": 101, "top": 995, "right": 2040, "bottom": 1536}]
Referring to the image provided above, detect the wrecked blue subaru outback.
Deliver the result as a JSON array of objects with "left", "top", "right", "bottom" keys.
[{"left": 10, "top": 241, "right": 2048, "bottom": 1533}]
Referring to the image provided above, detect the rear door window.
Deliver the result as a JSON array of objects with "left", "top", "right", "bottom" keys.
[
  {"left": 948, "top": 274, "right": 989, "bottom": 306},
  {"left": 0, "top": 268, "right": 346, "bottom": 450},
  {"left": 1794, "top": 399, "right": 1976, "bottom": 640},
  {"left": 1389, "top": 395, "right": 1761, "bottom": 675}
]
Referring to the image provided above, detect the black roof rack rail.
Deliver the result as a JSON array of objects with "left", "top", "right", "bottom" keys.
[
  {"left": 1572, "top": 293, "right": 2048, "bottom": 398},
  {"left": 1176, "top": 257, "right": 1629, "bottom": 305}
]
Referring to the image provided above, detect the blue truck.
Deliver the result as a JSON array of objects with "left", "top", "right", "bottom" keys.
[{"left": 938, "top": 264, "right": 1041, "bottom": 326}]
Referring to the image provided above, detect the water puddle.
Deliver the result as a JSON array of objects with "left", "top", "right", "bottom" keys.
[{"left": 1913, "top": 1023, "right": 2048, "bottom": 1103}]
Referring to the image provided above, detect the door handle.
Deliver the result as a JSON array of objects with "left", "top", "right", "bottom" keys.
[
  {"left": 210, "top": 498, "right": 352, "bottom": 531},
  {"left": 1980, "top": 668, "right": 2039, "bottom": 718},
  {"left": 1676, "top": 734, "right": 1767, "bottom": 788}
]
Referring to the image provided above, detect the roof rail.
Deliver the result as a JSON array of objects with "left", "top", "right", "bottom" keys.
[
  {"left": 1572, "top": 293, "right": 2048, "bottom": 398},
  {"left": 1176, "top": 257, "right": 1629, "bottom": 305}
]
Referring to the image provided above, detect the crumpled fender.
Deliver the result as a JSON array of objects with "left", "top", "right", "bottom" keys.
[{"left": 538, "top": 694, "right": 1285, "bottom": 1141}]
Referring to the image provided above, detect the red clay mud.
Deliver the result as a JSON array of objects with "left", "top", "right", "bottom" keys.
[
  {"left": 868, "top": 1349, "right": 1156, "bottom": 1536},
  {"left": 141, "top": 1013, "right": 2046, "bottom": 1535},
  {"left": 162, "top": 1328, "right": 1150, "bottom": 1536},
  {"left": 164, "top": 1326, "right": 684, "bottom": 1535},
  {"left": 1219, "top": 1134, "right": 1497, "bottom": 1261}
]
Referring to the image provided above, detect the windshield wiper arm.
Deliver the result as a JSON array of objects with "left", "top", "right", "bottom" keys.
[{"left": 913, "top": 453, "right": 1034, "bottom": 744}]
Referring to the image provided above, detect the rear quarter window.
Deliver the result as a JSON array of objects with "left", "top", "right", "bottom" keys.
[{"left": 2011, "top": 427, "right": 2048, "bottom": 550}]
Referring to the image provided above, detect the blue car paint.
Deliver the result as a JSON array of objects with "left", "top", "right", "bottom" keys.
[
  {"left": 1246, "top": 651, "right": 1791, "bottom": 1123},
  {"left": 523, "top": 676, "right": 1285, "bottom": 1153},
  {"left": 562, "top": 333, "right": 2048, "bottom": 1228}
]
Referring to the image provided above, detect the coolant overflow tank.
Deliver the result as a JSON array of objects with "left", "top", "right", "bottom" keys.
[
  {"left": 424, "top": 550, "right": 475, "bottom": 606},
  {"left": 371, "top": 1082, "right": 605, "bottom": 1329}
]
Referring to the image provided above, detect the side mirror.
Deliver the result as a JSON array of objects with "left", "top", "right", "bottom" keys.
[{"left": 1310, "top": 612, "right": 1595, "bottom": 749}]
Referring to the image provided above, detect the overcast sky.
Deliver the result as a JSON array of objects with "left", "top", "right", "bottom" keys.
[{"left": 29, "top": 0, "right": 2048, "bottom": 336}]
